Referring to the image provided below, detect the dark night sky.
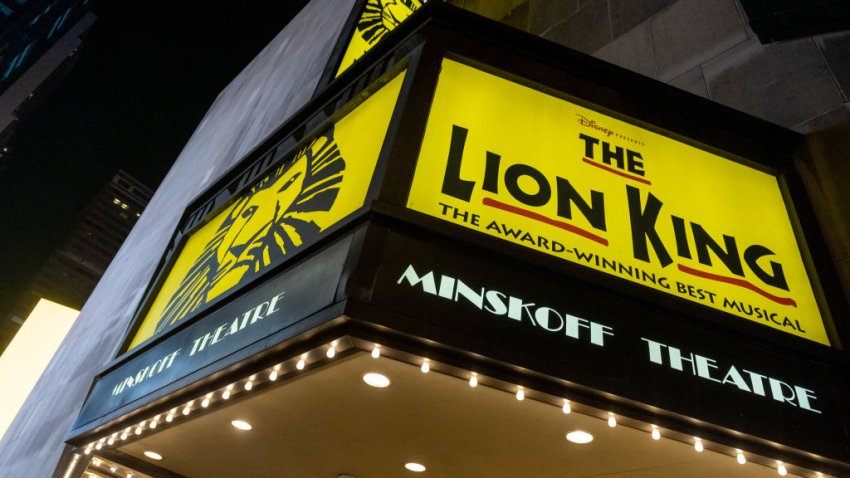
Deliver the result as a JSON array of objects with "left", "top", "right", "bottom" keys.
[{"left": 0, "top": 0, "right": 309, "bottom": 316}]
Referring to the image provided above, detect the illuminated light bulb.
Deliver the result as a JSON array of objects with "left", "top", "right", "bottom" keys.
[
  {"left": 694, "top": 437, "right": 704, "bottom": 453},
  {"left": 562, "top": 399, "right": 571, "bottom": 414},
  {"left": 120, "top": 431, "right": 128, "bottom": 440},
  {"left": 651, "top": 425, "right": 661, "bottom": 440},
  {"left": 362, "top": 372, "right": 391, "bottom": 388},
  {"left": 608, "top": 413, "right": 617, "bottom": 428},
  {"left": 107, "top": 437, "right": 115, "bottom": 446},
  {"left": 165, "top": 412, "right": 174, "bottom": 422},
  {"left": 135, "top": 427, "right": 142, "bottom": 435},
  {"left": 127, "top": 474, "right": 133, "bottom": 478},
  {"left": 149, "top": 420, "right": 157, "bottom": 430},
  {"left": 182, "top": 405, "right": 191, "bottom": 416},
  {"left": 95, "top": 443, "right": 103, "bottom": 450},
  {"left": 231, "top": 419, "right": 252, "bottom": 431},
  {"left": 516, "top": 387, "right": 525, "bottom": 401},
  {"left": 244, "top": 380, "right": 253, "bottom": 391},
  {"left": 736, "top": 449, "right": 746, "bottom": 465},
  {"left": 110, "top": 466, "right": 117, "bottom": 473},
  {"left": 296, "top": 355, "right": 306, "bottom": 370},
  {"left": 83, "top": 447, "right": 92, "bottom": 455},
  {"left": 326, "top": 346, "right": 336, "bottom": 359},
  {"left": 144, "top": 451, "right": 163, "bottom": 461},
  {"left": 421, "top": 360, "right": 430, "bottom": 374},
  {"left": 566, "top": 430, "right": 594, "bottom": 444},
  {"left": 777, "top": 461, "right": 787, "bottom": 476},
  {"left": 371, "top": 345, "right": 380, "bottom": 359},
  {"left": 469, "top": 373, "right": 478, "bottom": 388},
  {"left": 92, "top": 458, "right": 101, "bottom": 466},
  {"left": 202, "top": 395, "right": 211, "bottom": 408},
  {"left": 269, "top": 370, "right": 278, "bottom": 381}
]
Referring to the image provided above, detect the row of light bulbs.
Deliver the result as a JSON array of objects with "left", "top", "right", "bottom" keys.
[
  {"left": 81, "top": 340, "right": 342, "bottom": 457},
  {"left": 79, "top": 340, "right": 829, "bottom": 478},
  {"left": 88, "top": 457, "right": 135, "bottom": 478},
  {"left": 378, "top": 344, "right": 826, "bottom": 478}
]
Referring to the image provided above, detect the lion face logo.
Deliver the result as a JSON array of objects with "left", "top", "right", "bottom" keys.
[
  {"left": 154, "top": 127, "right": 344, "bottom": 334},
  {"left": 357, "top": 0, "right": 423, "bottom": 45}
]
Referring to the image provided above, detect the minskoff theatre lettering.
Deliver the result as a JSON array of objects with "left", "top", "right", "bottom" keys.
[
  {"left": 439, "top": 124, "right": 795, "bottom": 308},
  {"left": 397, "top": 264, "right": 614, "bottom": 346},
  {"left": 642, "top": 338, "right": 821, "bottom": 414},
  {"left": 391, "top": 262, "right": 820, "bottom": 415},
  {"left": 111, "top": 290, "right": 285, "bottom": 397}
]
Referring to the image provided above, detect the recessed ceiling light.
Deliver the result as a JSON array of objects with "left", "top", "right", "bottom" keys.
[
  {"left": 362, "top": 372, "right": 390, "bottom": 388},
  {"left": 231, "top": 420, "right": 252, "bottom": 431},
  {"left": 143, "top": 450, "right": 163, "bottom": 460},
  {"left": 566, "top": 430, "right": 594, "bottom": 444},
  {"left": 404, "top": 462, "right": 426, "bottom": 472}
]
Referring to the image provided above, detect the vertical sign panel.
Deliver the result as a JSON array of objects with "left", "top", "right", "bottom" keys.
[
  {"left": 336, "top": 0, "right": 424, "bottom": 77},
  {"left": 129, "top": 71, "right": 407, "bottom": 350}
]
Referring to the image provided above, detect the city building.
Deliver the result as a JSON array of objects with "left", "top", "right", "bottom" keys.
[
  {"left": 0, "top": 171, "right": 152, "bottom": 353},
  {"left": 0, "top": 0, "right": 95, "bottom": 150},
  {"left": 1, "top": 1, "right": 848, "bottom": 477}
]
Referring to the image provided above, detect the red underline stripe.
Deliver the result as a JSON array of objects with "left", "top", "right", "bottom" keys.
[
  {"left": 482, "top": 197, "right": 609, "bottom": 246},
  {"left": 582, "top": 157, "right": 652, "bottom": 185},
  {"left": 677, "top": 263, "right": 797, "bottom": 307}
]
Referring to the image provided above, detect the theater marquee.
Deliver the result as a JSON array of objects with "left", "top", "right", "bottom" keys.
[{"left": 407, "top": 59, "right": 828, "bottom": 345}]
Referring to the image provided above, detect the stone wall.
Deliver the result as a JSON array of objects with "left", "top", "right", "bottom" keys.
[{"left": 0, "top": 1, "right": 354, "bottom": 476}]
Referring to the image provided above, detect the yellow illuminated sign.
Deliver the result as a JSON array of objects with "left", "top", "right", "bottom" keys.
[
  {"left": 407, "top": 59, "right": 829, "bottom": 345},
  {"left": 336, "top": 0, "right": 424, "bottom": 77},
  {"left": 129, "top": 72, "right": 406, "bottom": 350}
]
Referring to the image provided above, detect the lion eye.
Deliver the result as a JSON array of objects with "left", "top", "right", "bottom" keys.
[
  {"left": 278, "top": 172, "right": 302, "bottom": 193},
  {"left": 242, "top": 205, "right": 258, "bottom": 218}
]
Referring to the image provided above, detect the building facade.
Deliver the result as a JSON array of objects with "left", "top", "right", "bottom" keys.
[{"left": 1, "top": 1, "right": 848, "bottom": 477}]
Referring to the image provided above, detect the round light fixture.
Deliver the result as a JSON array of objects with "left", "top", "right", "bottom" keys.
[
  {"left": 231, "top": 420, "right": 252, "bottom": 431},
  {"left": 566, "top": 430, "right": 594, "bottom": 444},
  {"left": 143, "top": 451, "right": 163, "bottom": 461},
  {"left": 694, "top": 437, "right": 704, "bottom": 453},
  {"left": 362, "top": 372, "right": 391, "bottom": 388},
  {"left": 404, "top": 462, "right": 426, "bottom": 472}
]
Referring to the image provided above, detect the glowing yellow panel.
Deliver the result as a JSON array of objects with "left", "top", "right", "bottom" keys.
[
  {"left": 129, "top": 71, "right": 407, "bottom": 350},
  {"left": 0, "top": 299, "right": 78, "bottom": 441},
  {"left": 336, "top": 0, "right": 424, "bottom": 77},
  {"left": 407, "top": 59, "right": 828, "bottom": 345}
]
